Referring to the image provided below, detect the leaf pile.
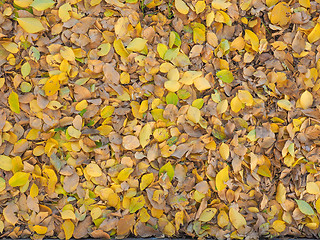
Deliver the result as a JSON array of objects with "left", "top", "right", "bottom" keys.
[{"left": 0, "top": 0, "right": 320, "bottom": 239}]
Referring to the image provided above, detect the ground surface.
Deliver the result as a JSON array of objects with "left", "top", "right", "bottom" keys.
[{"left": 0, "top": 0, "right": 320, "bottom": 239}]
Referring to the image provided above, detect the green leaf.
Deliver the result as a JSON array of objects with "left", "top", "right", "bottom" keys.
[
  {"left": 166, "top": 92, "right": 179, "bottom": 105},
  {"left": 159, "top": 162, "right": 174, "bottom": 181},
  {"left": 8, "top": 91, "right": 20, "bottom": 114},
  {"left": 216, "top": 69, "right": 234, "bottom": 83},
  {"left": 295, "top": 199, "right": 315, "bottom": 215}
]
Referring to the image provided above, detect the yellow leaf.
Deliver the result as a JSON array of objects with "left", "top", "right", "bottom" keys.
[
  {"left": 218, "top": 210, "right": 229, "bottom": 228},
  {"left": 187, "top": 106, "right": 201, "bottom": 123},
  {"left": 0, "top": 155, "right": 12, "bottom": 171},
  {"left": 140, "top": 173, "right": 154, "bottom": 190},
  {"left": 163, "top": 221, "right": 175, "bottom": 236},
  {"left": 97, "top": 125, "right": 113, "bottom": 136},
  {"left": 216, "top": 166, "right": 229, "bottom": 191},
  {"left": 206, "top": 11, "right": 215, "bottom": 27},
  {"left": 30, "top": 183, "right": 39, "bottom": 198},
  {"left": 272, "top": 220, "right": 286, "bottom": 232},
  {"left": 118, "top": 168, "right": 134, "bottom": 181},
  {"left": 14, "top": 0, "right": 33, "bottom": 8},
  {"left": 215, "top": 10, "right": 232, "bottom": 26},
  {"left": 43, "top": 168, "right": 57, "bottom": 194},
  {"left": 75, "top": 100, "right": 88, "bottom": 111},
  {"left": 195, "top": 1, "right": 206, "bottom": 14},
  {"left": 306, "top": 182, "right": 320, "bottom": 195},
  {"left": 269, "top": 2, "right": 291, "bottom": 26},
  {"left": 157, "top": 43, "right": 168, "bottom": 59},
  {"left": 127, "top": 38, "right": 148, "bottom": 52},
  {"left": 231, "top": 96, "right": 243, "bottom": 113},
  {"left": 205, "top": 141, "right": 216, "bottom": 150},
  {"left": 212, "top": 0, "right": 232, "bottom": 10},
  {"left": 0, "top": 177, "right": 6, "bottom": 192},
  {"left": 219, "top": 143, "right": 229, "bottom": 160},
  {"left": 129, "top": 195, "right": 145, "bottom": 213},
  {"left": 164, "top": 80, "right": 181, "bottom": 92},
  {"left": 276, "top": 182, "right": 286, "bottom": 204},
  {"left": 217, "top": 99, "right": 228, "bottom": 114},
  {"left": 153, "top": 128, "right": 170, "bottom": 142},
  {"left": 139, "top": 208, "right": 150, "bottom": 222},
  {"left": 0, "top": 78, "right": 4, "bottom": 88},
  {"left": 193, "top": 27, "right": 206, "bottom": 44},
  {"left": 244, "top": 29, "right": 259, "bottom": 52},
  {"left": 61, "top": 210, "right": 76, "bottom": 220},
  {"left": 30, "top": 0, "right": 55, "bottom": 11},
  {"left": 229, "top": 207, "right": 246, "bottom": 229},
  {"left": 266, "top": 0, "right": 278, "bottom": 7},
  {"left": 60, "top": 46, "right": 75, "bottom": 62},
  {"left": 8, "top": 91, "right": 20, "bottom": 114},
  {"left": 91, "top": 207, "right": 102, "bottom": 220},
  {"left": 300, "top": 90, "right": 313, "bottom": 109},
  {"left": 33, "top": 225, "right": 48, "bottom": 235},
  {"left": 90, "top": 0, "right": 102, "bottom": 6},
  {"left": 2, "top": 42, "right": 19, "bottom": 53},
  {"left": 9, "top": 172, "right": 30, "bottom": 187},
  {"left": 315, "top": 198, "right": 320, "bottom": 214},
  {"left": 199, "top": 208, "right": 217, "bottom": 222},
  {"left": 85, "top": 163, "right": 102, "bottom": 177},
  {"left": 21, "top": 62, "right": 31, "bottom": 78},
  {"left": 257, "top": 165, "right": 271, "bottom": 178},
  {"left": 139, "top": 123, "right": 152, "bottom": 148},
  {"left": 67, "top": 126, "right": 81, "bottom": 139},
  {"left": 43, "top": 76, "right": 60, "bottom": 96},
  {"left": 101, "top": 106, "right": 115, "bottom": 118},
  {"left": 179, "top": 71, "right": 202, "bottom": 85},
  {"left": 277, "top": 99, "right": 293, "bottom": 111},
  {"left": 230, "top": 37, "right": 245, "bottom": 51},
  {"left": 308, "top": 23, "right": 320, "bottom": 43},
  {"left": 120, "top": 72, "right": 130, "bottom": 84},
  {"left": 113, "top": 39, "right": 129, "bottom": 58},
  {"left": 62, "top": 220, "right": 74, "bottom": 240},
  {"left": 139, "top": 100, "right": 148, "bottom": 113},
  {"left": 237, "top": 90, "right": 254, "bottom": 106},
  {"left": 175, "top": 0, "right": 189, "bottom": 14},
  {"left": 17, "top": 18, "right": 45, "bottom": 34},
  {"left": 194, "top": 77, "right": 211, "bottom": 91},
  {"left": 299, "top": 0, "right": 310, "bottom": 8},
  {"left": 97, "top": 43, "right": 111, "bottom": 56},
  {"left": 58, "top": 3, "right": 72, "bottom": 22}
]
